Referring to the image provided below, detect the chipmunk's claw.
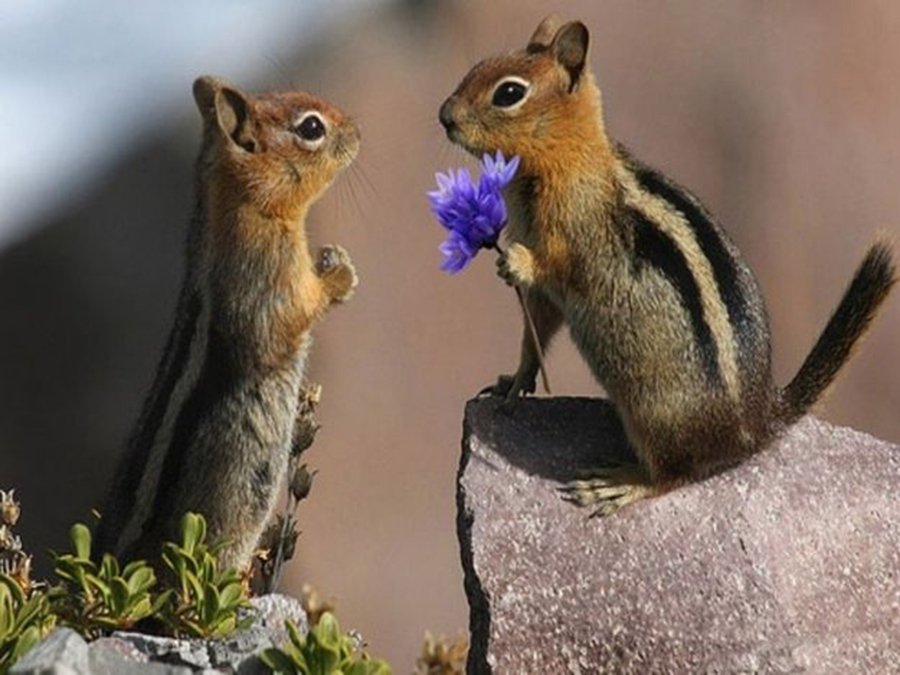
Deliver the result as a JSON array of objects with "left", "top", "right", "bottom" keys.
[
  {"left": 317, "top": 245, "right": 358, "bottom": 303},
  {"left": 317, "top": 245, "right": 345, "bottom": 273},
  {"left": 496, "top": 243, "right": 536, "bottom": 287},
  {"left": 559, "top": 463, "right": 654, "bottom": 518},
  {"left": 477, "top": 373, "right": 536, "bottom": 399},
  {"left": 496, "top": 254, "right": 516, "bottom": 287}
]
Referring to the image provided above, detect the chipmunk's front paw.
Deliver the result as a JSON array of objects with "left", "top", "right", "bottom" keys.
[
  {"left": 558, "top": 463, "right": 655, "bottom": 518},
  {"left": 478, "top": 371, "right": 536, "bottom": 400},
  {"left": 497, "top": 243, "right": 536, "bottom": 287},
  {"left": 317, "top": 245, "right": 358, "bottom": 303}
]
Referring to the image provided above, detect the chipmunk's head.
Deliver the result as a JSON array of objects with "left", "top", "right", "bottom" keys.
[
  {"left": 439, "top": 17, "right": 605, "bottom": 169},
  {"left": 193, "top": 76, "right": 359, "bottom": 219}
]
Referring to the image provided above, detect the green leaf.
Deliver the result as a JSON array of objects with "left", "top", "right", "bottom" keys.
[
  {"left": 0, "top": 575, "right": 24, "bottom": 608},
  {"left": 10, "top": 625, "right": 41, "bottom": 663},
  {"left": 179, "top": 617, "right": 206, "bottom": 639},
  {"left": 181, "top": 513, "right": 206, "bottom": 556},
  {"left": 121, "top": 560, "right": 148, "bottom": 578},
  {"left": 284, "top": 642, "right": 305, "bottom": 666},
  {"left": 261, "top": 647, "right": 301, "bottom": 674},
  {"left": 366, "top": 660, "right": 392, "bottom": 675},
  {"left": 109, "top": 578, "right": 130, "bottom": 616},
  {"left": 52, "top": 556, "right": 89, "bottom": 584},
  {"left": 85, "top": 574, "right": 111, "bottom": 600},
  {"left": 92, "top": 616, "right": 123, "bottom": 630},
  {"left": 210, "top": 615, "right": 236, "bottom": 640},
  {"left": 183, "top": 570, "right": 204, "bottom": 604},
  {"left": 149, "top": 589, "right": 173, "bottom": 616},
  {"left": 126, "top": 566, "right": 155, "bottom": 596},
  {"left": 307, "top": 633, "right": 340, "bottom": 675},
  {"left": 72, "top": 567, "right": 92, "bottom": 600},
  {"left": 218, "top": 569, "right": 241, "bottom": 587},
  {"left": 340, "top": 652, "right": 393, "bottom": 675},
  {"left": 315, "top": 612, "right": 343, "bottom": 653},
  {"left": 217, "top": 582, "right": 242, "bottom": 610},
  {"left": 99, "top": 553, "right": 119, "bottom": 579},
  {"left": 70, "top": 523, "right": 92, "bottom": 561},
  {"left": 287, "top": 619, "right": 305, "bottom": 649},
  {"left": 201, "top": 583, "right": 220, "bottom": 627},
  {"left": 14, "top": 596, "right": 45, "bottom": 630},
  {"left": 125, "top": 597, "right": 151, "bottom": 622}
]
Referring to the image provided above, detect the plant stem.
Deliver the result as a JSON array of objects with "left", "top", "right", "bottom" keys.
[
  {"left": 492, "top": 244, "right": 552, "bottom": 394},
  {"left": 267, "top": 490, "right": 296, "bottom": 594}
]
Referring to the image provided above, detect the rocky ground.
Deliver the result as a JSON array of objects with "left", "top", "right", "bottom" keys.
[
  {"left": 458, "top": 397, "right": 900, "bottom": 673},
  {"left": 11, "top": 594, "right": 307, "bottom": 674}
]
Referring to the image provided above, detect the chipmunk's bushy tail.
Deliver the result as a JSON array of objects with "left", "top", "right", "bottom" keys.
[{"left": 776, "top": 240, "right": 896, "bottom": 426}]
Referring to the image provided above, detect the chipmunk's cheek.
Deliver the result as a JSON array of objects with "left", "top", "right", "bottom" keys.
[
  {"left": 451, "top": 124, "right": 483, "bottom": 154},
  {"left": 335, "top": 134, "right": 359, "bottom": 166}
]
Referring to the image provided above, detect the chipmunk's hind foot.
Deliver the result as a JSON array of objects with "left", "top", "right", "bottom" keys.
[{"left": 559, "top": 462, "right": 655, "bottom": 518}]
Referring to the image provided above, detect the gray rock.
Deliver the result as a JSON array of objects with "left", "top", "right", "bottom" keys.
[
  {"left": 108, "top": 632, "right": 212, "bottom": 671},
  {"left": 88, "top": 637, "right": 191, "bottom": 675},
  {"left": 112, "top": 593, "right": 307, "bottom": 673},
  {"left": 458, "top": 396, "right": 900, "bottom": 673},
  {"left": 10, "top": 628, "right": 90, "bottom": 675},
  {"left": 206, "top": 593, "right": 308, "bottom": 674},
  {"left": 12, "top": 593, "right": 307, "bottom": 674}
]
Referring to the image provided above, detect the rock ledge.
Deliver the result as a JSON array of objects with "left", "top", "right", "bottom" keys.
[{"left": 458, "top": 396, "right": 900, "bottom": 673}]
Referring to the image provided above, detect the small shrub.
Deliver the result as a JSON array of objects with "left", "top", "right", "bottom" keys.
[
  {"left": 47, "top": 513, "right": 252, "bottom": 642},
  {"left": 415, "top": 632, "right": 467, "bottom": 675},
  {"left": 157, "top": 512, "right": 252, "bottom": 639},
  {"left": 1, "top": 485, "right": 386, "bottom": 674},
  {"left": 261, "top": 612, "right": 391, "bottom": 675},
  {"left": 0, "top": 573, "right": 55, "bottom": 671},
  {"left": 0, "top": 490, "right": 32, "bottom": 594},
  {"left": 49, "top": 523, "right": 162, "bottom": 639},
  {"left": 255, "top": 383, "right": 321, "bottom": 594},
  {"left": 299, "top": 583, "right": 335, "bottom": 628}
]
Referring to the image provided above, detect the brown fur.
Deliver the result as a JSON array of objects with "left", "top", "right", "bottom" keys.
[
  {"left": 441, "top": 19, "right": 896, "bottom": 514},
  {"left": 96, "top": 76, "right": 359, "bottom": 570}
]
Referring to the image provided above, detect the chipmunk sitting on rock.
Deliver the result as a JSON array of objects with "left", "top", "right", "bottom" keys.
[
  {"left": 95, "top": 76, "right": 359, "bottom": 569},
  {"left": 439, "top": 16, "right": 896, "bottom": 515}
]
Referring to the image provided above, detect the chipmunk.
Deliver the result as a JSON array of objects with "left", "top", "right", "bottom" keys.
[
  {"left": 95, "top": 76, "right": 359, "bottom": 569},
  {"left": 440, "top": 16, "right": 897, "bottom": 515}
]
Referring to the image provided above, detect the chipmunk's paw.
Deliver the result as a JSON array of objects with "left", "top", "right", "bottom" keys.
[
  {"left": 478, "top": 371, "right": 536, "bottom": 400},
  {"left": 497, "top": 243, "right": 536, "bottom": 287},
  {"left": 558, "top": 463, "right": 654, "bottom": 518},
  {"left": 318, "top": 245, "right": 358, "bottom": 303}
]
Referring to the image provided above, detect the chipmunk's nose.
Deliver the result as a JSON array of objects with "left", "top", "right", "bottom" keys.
[{"left": 439, "top": 98, "right": 458, "bottom": 135}]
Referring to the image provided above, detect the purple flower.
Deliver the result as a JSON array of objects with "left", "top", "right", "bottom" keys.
[{"left": 428, "top": 151, "right": 521, "bottom": 273}]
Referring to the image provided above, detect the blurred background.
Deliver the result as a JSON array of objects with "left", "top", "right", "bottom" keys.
[{"left": 2, "top": 0, "right": 899, "bottom": 667}]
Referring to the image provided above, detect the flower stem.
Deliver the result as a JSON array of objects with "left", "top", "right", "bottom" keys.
[
  {"left": 492, "top": 244, "right": 552, "bottom": 395},
  {"left": 266, "top": 489, "right": 296, "bottom": 594}
]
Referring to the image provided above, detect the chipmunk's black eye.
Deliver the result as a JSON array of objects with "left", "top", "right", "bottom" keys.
[
  {"left": 294, "top": 113, "right": 326, "bottom": 142},
  {"left": 492, "top": 79, "right": 529, "bottom": 108}
]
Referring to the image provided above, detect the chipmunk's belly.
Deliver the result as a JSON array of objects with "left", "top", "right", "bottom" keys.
[{"left": 215, "top": 335, "right": 312, "bottom": 567}]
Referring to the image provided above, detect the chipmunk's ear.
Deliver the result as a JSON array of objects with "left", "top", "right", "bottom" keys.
[
  {"left": 192, "top": 76, "right": 258, "bottom": 152},
  {"left": 550, "top": 21, "right": 590, "bottom": 92},
  {"left": 527, "top": 14, "right": 561, "bottom": 51}
]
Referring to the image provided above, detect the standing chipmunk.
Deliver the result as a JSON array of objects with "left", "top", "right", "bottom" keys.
[
  {"left": 439, "top": 17, "right": 896, "bottom": 515},
  {"left": 95, "top": 76, "right": 359, "bottom": 569}
]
